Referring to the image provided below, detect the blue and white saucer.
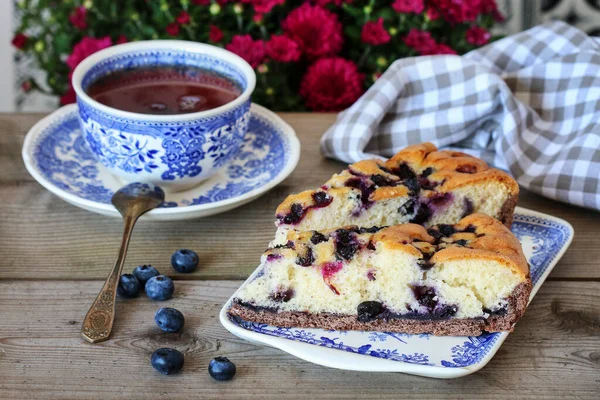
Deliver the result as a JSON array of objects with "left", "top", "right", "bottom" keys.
[{"left": 22, "top": 104, "right": 300, "bottom": 220}]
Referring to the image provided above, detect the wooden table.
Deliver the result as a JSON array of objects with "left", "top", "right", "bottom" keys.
[{"left": 1, "top": 113, "right": 599, "bottom": 399}]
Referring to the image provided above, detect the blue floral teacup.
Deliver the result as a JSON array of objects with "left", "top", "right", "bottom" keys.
[{"left": 72, "top": 40, "right": 256, "bottom": 192}]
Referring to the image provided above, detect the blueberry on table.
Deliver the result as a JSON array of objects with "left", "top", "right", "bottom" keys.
[
  {"left": 151, "top": 348, "right": 184, "bottom": 375},
  {"left": 133, "top": 264, "right": 160, "bottom": 287},
  {"left": 171, "top": 249, "right": 199, "bottom": 273},
  {"left": 208, "top": 357, "right": 237, "bottom": 381},
  {"left": 145, "top": 275, "right": 174, "bottom": 301},
  {"left": 117, "top": 274, "right": 140, "bottom": 298},
  {"left": 155, "top": 308, "right": 185, "bottom": 333}
]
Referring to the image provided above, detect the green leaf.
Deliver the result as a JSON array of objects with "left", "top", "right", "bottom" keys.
[
  {"left": 53, "top": 32, "right": 71, "bottom": 55},
  {"left": 345, "top": 25, "right": 361, "bottom": 41}
]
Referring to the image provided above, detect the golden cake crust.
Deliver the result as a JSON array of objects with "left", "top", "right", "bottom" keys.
[
  {"left": 432, "top": 214, "right": 529, "bottom": 278},
  {"left": 384, "top": 142, "right": 519, "bottom": 194}
]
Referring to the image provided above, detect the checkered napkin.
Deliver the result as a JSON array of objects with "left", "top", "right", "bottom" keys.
[{"left": 321, "top": 21, "right": 600, "bottom": 211}]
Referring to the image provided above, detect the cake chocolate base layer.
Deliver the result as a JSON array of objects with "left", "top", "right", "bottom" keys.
[
  {"left": 229, "top": 282, "right": 532, "bottom": 336},
  {"left": 499, "top": 192, "right": 519, "bottom": 228}
]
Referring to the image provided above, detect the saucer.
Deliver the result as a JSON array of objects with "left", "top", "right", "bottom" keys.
[{"left": 22, "top": 103, "right": 300, "bottom": 221}]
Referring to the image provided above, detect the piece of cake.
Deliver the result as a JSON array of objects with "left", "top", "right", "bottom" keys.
[
  {"left": 274, "top": 143, "right": 519, "bottom": 241},
  {"left": 229, "top": 214, "right": 531, "bottom": 336}
]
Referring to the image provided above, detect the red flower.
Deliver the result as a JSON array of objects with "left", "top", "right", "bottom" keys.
[
  {"left": 192, "top": 0, "right": 211, "bottom": 4},
  {"left": 479, "top": 0, "right": 504, "bottom": 21},
  {"left": 426, "top": 6, "right": 441, "bottom": 20},
  {"left": 69, "top": 6, "right": 88, "bottom": 30},
  {"left": 209, "top": 25, "right": 224, "bottom": 42},
  {"left": 283, "top": 3, "right": 343, "bottom": 59},
  {"left": 11, "top": 33, "right": 28, "bottom": 49},
  {"left": 253, "top": 13, "right": 264, "bottom": 23},
  {"left": 300, "top": 57, "right": 364, "bottom": 111},
  {"left": 166, "top": 23, "right": 180, "bottom": 36},
  {"left": 60, "top": 86, "right": 76, "bottom": 105},
  {"left": 422, "top": 43, "right": 457, "bottom": 55},
  {"left": 242, "top": 0, "right": 285, "bottom": 14},
  {"left": 429, "top": 0, "right": 477, "bottom": 23},
  {"left": 361, "top": 18, "right": 391, "bottom": 46},
  {"left": 430, "top": 0, "right": 502, "bottom": 23},
  {"left": 466, "top": 26, "right": 491, "bottom": 46},
  {"left": 312, "top": 0, "right": 348, "bottom": 5},
  {"left": 116, "top": 35, "right": 128, "bottom": 45},
  {"left": 176, "top": 11, "right": 191, "bottom": 25},
  {"left": 403, "top": 29, "right": 436, "bottom": 54},
  {"left": 266, "top": 35, "right": 301, "bottom": 63},
  {"left": 226, "top": 35, "right": 266, "bottom": 68},
  {"left": 66, "top": 36, "right": 112, "bottom": 71},
  {"left": 392, "top": 0, "right": 424, "bottom": 13}
]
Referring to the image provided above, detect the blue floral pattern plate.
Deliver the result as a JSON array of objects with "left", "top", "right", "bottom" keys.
[
  {"left": 22, "top": 104, "right": 300, "bottom": 221},
  {"left": 220, "top": 207, "right": 573, "bottom": 378}
]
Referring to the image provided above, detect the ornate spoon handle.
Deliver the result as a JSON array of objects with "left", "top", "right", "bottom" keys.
[{"left": 81, "top": 216, "right": 136, "bottom": 343}]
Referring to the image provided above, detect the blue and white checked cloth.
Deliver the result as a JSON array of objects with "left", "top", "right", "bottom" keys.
[{"left": 321, "top": 22, "right": 600, "bottom": 211}]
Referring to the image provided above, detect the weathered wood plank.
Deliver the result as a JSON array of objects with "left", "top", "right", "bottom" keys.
[
  {"left": 0, "top": 280, "right": 598, "bottom": 399},
  {"left": 0, "top": 113, "right": 599, "bottom": 280}
]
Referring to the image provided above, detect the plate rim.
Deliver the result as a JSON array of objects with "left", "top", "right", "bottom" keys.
[
  {"left": 219, "top": 206, "right": 574, "bottom": 378},
  {"left": 22, "top": 103, "right": 301, "bottom": 217}
]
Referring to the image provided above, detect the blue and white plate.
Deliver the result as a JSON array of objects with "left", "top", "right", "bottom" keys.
[
  {"left": 220, "top": 208, "right": 573, "bottom": 378},
  {"left": 22, "top": 103, "right": 300, "bottom": 220}
]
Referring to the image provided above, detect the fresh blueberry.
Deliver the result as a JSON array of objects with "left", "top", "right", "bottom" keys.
[
  {"left": 357, "top": 301, "right": 384, "bottom": 322},
  {"left": 151, "top": 348, "right": 184, "bottom": 375},
  {"left": 155, "top": 308, "right": 185, "bottom": 333},
  {"left": 145, "top": 275, "right": 174, "bottom": 301},
  {"left": 208, "top": 357, "right": 236, "bottom": 381},
  {"left": 133, "top": 264, "right": 159, "bottom": 287},
  {"left": 171, "top": 249, "right": 199, "bottom": 273},
  {"left": 117, "top": 274, "right": 140, "bottom": 298}
]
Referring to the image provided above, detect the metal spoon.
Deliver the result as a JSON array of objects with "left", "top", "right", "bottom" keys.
[{"left": 81, "top": 182, "right": 165, "bottom": 343}]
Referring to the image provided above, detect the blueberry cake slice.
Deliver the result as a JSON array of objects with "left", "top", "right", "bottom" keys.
[
  {"left": 275, "top": 143, "right": 518, "bottom": 239},
  {"left": 229, "top": 214, "right": 531, "bottom": 336}
]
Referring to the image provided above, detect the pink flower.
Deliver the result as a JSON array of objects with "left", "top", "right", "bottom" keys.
[
  {"left": 392, "top": 0, "right": 424, "bottom": 13},
  {"left": 300, "top": 57, "right": 364, "bottom": 111},
  {"left": 166, "top": 22, "right": 180, "bottom": 36},
  {"left": 403, "top": 29, "right": 436, "bottom": 54},
  {"left": 266, "top": 35, "right": 301, "bottom": 63},
  {"left": 361, "top": 18, "right": 391, "bottom": 46},
  {"left": 11, "top": 33, "right": 28, "bottom": 49},
  {"left": 192, "top": 0, "right": 211, "bottom": 4},
  {"left": 69, "top": 6, "right": 88, "bottom": 30},
  {"left": 466, "top": 26, "right": 491, "bottom": 46},
  {"left": 116, "top": 35, "right": 128, "bottom": 45},
  {"left": 253, "top": 13, "right": 264, "bottom": 23},
  {"left": 226, "top": 35, "right": 266, "bottom": 68},
  {"left": 283, "top": 3, "right": 343, "bottom": 59},
  {"left": 422, "top": 43, "right": 457, "bottom": 55},
  {"left": 66, "top": 36, "right": 112, "bottom": 71},
  {"left": 241, "top": 0, "right": 285, "bottom": 14},
  {"left": 209, "top": 25, "right": 224, "bottom": 42},
  {"left": 176, "top": 11, "right": 191, "bottom": 25}
]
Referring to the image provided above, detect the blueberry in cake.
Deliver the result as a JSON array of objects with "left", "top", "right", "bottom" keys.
[
  {"left": 229, "top": 214, "right": 531, "bottom": 336},
  {"left": 275, "top": 143, "right": 519, "bottom": 240}
]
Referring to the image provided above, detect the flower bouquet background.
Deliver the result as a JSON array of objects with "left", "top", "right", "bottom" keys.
[{"left": 12, "top": 0, "right": 503, "bottom": 112}]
